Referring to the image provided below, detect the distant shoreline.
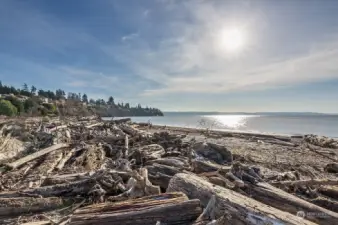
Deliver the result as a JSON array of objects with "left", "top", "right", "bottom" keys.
[
  {"left": 137, "top": 123, "right": 302, "bottom": 140},
  {"left": 162, "top": 111, "right": 338, "bottom": 116}
]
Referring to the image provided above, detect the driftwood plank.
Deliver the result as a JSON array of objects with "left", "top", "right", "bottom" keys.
[
  {"left": 6, "top": 143, "right": 70, "bottom": 169},
  {"left": 69, "top": 192, "right": 202, "bottom": 225},
  {"left": 167, "top": 173, "right": 316, "bottom": 225}
]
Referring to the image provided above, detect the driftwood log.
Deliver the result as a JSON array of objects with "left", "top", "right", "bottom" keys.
[
  {"left": 192, "top": 159, "right": 231, "bottom": 174},
  {"left": 244, "top": 182, "right": 338, "bottom": 224},
  {"left": 6, "top": 143, "right": 70, "bottom": 170},
  {"left": 0, "top": 197, "right": 75, "bottom": 217},
  {"left": 19, "top": 222, "right": 51, "bottom": 225},
  {"left": 0, "top": 179, "right": 97, "bottom": 198},
  {"left": 69, "top": 192, "right": 202, "bottom": 225},
  {"left": 167, "top": 173, "right": 316, "bottom": 225},
  {"left": 56, "top": 148, "right": 78, "bottom": 171},
  {"left": 270, "top": 178, "right": 338, "bottom": 188},
  {"left": 85, "top": 122, "right": 104, "bottom": 129}
]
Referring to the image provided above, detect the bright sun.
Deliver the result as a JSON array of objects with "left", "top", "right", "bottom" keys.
[{"left": 219, "top": 27, "right": 245, "bottom": 52}]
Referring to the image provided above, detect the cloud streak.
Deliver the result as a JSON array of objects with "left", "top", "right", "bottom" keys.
[{"left": 1, "top": 0, "right": 338, "bottom": 112}]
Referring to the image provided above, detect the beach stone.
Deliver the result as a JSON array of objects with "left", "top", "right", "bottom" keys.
[
  {"left": 325, "top": 163, "right": 338, "bottom": 173},
  {"left": 193, "top": 142, "right": 233, "bottom": 164}
]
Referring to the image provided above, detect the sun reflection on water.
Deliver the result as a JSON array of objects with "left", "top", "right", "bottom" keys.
[{"left": 203, "top": 115, "right": 258, "bottom": 129}]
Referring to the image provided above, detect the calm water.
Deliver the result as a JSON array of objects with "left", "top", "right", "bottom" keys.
[{"left": 104, "top": 112, "right": 338, "bottom": 138}]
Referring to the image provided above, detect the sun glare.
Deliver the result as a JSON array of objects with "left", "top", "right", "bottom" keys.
[{"left": 219, "top": 27, "right": 245, "bottom": 52}]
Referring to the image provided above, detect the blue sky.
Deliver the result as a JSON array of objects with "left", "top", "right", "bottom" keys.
[{"left": 1, "top": 0, "right": 338, "bottom": 113}]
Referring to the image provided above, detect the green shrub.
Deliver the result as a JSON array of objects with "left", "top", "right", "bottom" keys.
[
  {"left": 24, "top": 98, "right": 36, "bottom": 112},
  {"left": 0, "top": 100, "right": 18, "bottom": 116},
  {"left": 42, "top": 103, "right": 57, "bottom": 113},
  {"left": 39, "top": 107, "right": 48, "bottom": 116},
  {"left": 7, "top": 96, "right": 24, "bottom": 114}
]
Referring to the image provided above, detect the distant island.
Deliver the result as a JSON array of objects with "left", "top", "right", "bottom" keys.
[{"left": 0, "top": 81, "right": 163, "bottom": 117}]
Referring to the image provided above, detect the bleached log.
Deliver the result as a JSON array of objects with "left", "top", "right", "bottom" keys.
[
  {"left": 245, "top": 182, "right": 338, "bottom": 224},
  {"left": 192, "top": 159, "right": 232, "bottom": 174},
  {"left": 69, "top": 192, "right": 202, "bottom": 225},
  {"left": 167, "top": 173, "right": 317, "bottom": 225},
  {"left": 270, "top": 178, "right": 338, "bottom": 187},
  {"left": 0, "top": 179, "right": 96, "bottom": 198},
  {"left": 19, "top": 221, "right": 51, "bottom": 225},
  {"left": 56, "top": 148, "right": 78, "bottom": 170},
  {"left": 119, "top": 124, "right": 150, "bottom": 137},
  {"left": 0, "top": 197, "right": 70, "bottom": 217},
  {"left": 48, "top": 125, "right": 68, "bottom": 132},
  {"left": 6, "top": 143, "right": 70, "bottom": 170},
  {"left": 85, "top": 122, "right": 104, "bottom": 129}
]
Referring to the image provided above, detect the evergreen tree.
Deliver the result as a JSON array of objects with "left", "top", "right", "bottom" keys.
[
  {"left": 23, "top": 83, "right": 29, "bottom": 92},
  {"left": 82, "top": 94, "right": 88, "bottom": 103},
  {"left": 31, "top": 86, "right": 37, "bottom": 95},
  {"left": 107, "top": 96, "right": 115, "bottom": 105}
]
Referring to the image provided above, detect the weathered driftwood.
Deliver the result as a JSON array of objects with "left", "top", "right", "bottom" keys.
[
  {"left": 198, "top": 171, "right": 236, "bottom": 189},
  {"left": 147, "top": 157, "right": 189, "bottom": 169},
  {"left": 0, "top": 197, "right": 71, "bottom": 217},
  {"left": 0, "top": 179, "right": 97, "bottom": 198},
  {"left": 41, "top": 172, "right": 93, "bottom": 186},
  {"left": 35, "top": 151, "right": 64, "bottom": 175},
  {"left": 259, "top": 138, "right": 296, "bottom": 147},
  {"left": 147, "top": 163, "right": 181, "bottom": 176},
  {"left": 94, "top": 135, "right": 125, "bottom": 143},
  {"left": 85, "top": 122, "right": 104, "bottom": 129},
  {"left": 148, "top": 172, "right": 173, "bottom": 189},
  {"left": 108, "top": 168, "right": 160, "bottom": 201},
  {"left": 70, "top": 192, "right": 202, "bottom": 225},
  {"left": 319, "top": 186, "right": 338, "bottom": 199},
  {"left": 270, "top": 178, "right": 338, "bottom": 187},
  {"left": 192, "top": 159, "right": 232, "bottom": 174},
  {"left": 119, "top": 124, "right": 150, "bottom": 137},
  {"left": 244, "top": 182, "right": 338, "bottom": 224},
  {"left": 134, "top": 144, "right": 166, "bottom": 162},
  {"left": 19, "top": 221, "right": 51, "bottom": 225},
  {"left": 48, "top": 125, "right": 68, "bottom": 132},
  {"left": 307, "top": 144, "right": 338, "bottom": 162},
  {"left": 6, "top": 143, "right": 70, "bottom": 170},
  {"left": 0, "top": 134, "right": 25, "bottom": 163},
  {"left": 56, "top": 148, "right": 78, "bottom": 171},
  {"left": 112, "top": 118, "right": 131, "bottom": 124},
  {"left": 309, "top": 197, "right": 338, "bottom": 213},
  {"left": 167, "top": 173, "right": 316, "bottom": 225}
]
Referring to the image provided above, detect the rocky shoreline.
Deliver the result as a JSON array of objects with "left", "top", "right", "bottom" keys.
[{"left": 1, "top": 116, "right": 338, "bottom": 224}]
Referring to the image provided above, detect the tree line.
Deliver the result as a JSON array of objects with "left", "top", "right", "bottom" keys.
[{"left": 0, "top": 81, "right": 163, "bottom": 117}]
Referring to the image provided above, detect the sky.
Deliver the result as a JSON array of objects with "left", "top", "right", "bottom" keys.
[{"left": 1, "top": 0, "right": 338, "bottom": 113}]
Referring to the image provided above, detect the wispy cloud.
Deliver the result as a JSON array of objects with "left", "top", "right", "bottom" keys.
[
  {"left": 62, "top": 67, "right": 119, "bottom": 90},
  {"left": 121, "top": 33, "right": 139, "bottom": 42},
  {"left": 143, "top": 9, "right": 150, "bottom": 17},
  {"left": 100, "top": 0, "right": 338, "bottom": 97}
]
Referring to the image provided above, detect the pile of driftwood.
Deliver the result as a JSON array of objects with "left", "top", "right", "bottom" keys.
[{"left": 0, "top": 116, "right": 338, "bottom": 224}]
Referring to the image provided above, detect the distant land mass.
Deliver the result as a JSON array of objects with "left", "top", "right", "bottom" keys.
[
  {"left": 0, "top": 81, "right": 163, "bottom": 117},
  {"left": 164, "top": 111, "right": 337, "bottom": 116}
]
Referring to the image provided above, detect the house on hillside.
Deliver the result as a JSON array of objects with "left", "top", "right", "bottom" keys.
[
  {"left": 39, "top": 97, "right": 50, "bottom": 103},
  {"left": 17, "top": 95, "right": 29, "bottom": 102}
]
